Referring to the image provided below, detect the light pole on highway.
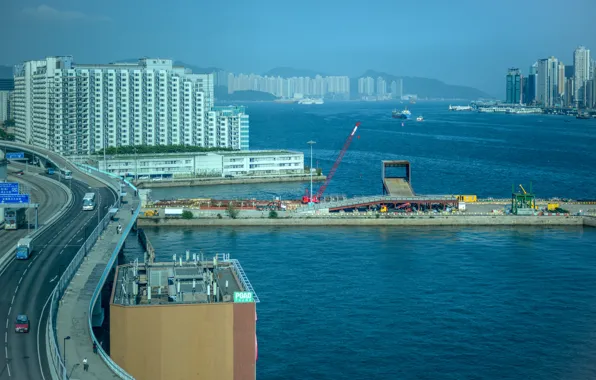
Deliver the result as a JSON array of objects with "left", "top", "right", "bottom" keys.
[
  {"left": 63, "top": 335, "right": 71, "bottom": 379},
  {"left": 307, "top": 140, "right": 316, "bottom": 206}
]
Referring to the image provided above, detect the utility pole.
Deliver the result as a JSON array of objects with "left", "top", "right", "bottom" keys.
[{"left": 307, "top": 140, "right": 316, "bottom": 205}]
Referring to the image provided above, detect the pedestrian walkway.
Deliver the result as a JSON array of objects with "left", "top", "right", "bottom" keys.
[{"left": 55, "top": 188, "right": 138, "bottom": 379}]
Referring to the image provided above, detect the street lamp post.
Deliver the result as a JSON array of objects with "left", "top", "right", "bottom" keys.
[
  {"left": 307, "top": 140, "right": 316, "bottom": 206},
  {"left": 63, "top": 335, "right": 71, "bottom": 379}
]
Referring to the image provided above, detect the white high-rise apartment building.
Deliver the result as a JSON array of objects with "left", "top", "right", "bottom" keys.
[
  {"left": 376, "top": 77, "right": 386, "bottom": 96},
  {"left": 13, "top": 57, "right": 249, "bottom": 155},
  {"left": 573, "top": 46, "right": 591, "bottom": 106}
]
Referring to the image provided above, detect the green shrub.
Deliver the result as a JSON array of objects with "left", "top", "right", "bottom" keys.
[{"left": 181, "top": 210, "right": 194, "bottom": 219}]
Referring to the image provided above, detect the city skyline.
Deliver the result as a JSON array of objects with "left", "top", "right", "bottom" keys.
[{"left": 504, "top": 45, "right": 595, "bottom": 108}]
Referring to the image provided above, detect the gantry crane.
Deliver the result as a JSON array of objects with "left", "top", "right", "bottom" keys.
[{"left": 302, "top": 122, "right": 361, "bottom": 204}]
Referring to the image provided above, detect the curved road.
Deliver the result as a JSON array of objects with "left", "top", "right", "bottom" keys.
[
  {"left": 0, "top": 166, "right": 117, "bottom": 379},
  {"left": 0, "top": 168, "right": 68, "bottom": 255}
]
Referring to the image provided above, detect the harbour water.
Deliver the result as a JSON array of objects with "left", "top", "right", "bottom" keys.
[{"left": 138, "top": 102, "right": 596, "bottom": 379}]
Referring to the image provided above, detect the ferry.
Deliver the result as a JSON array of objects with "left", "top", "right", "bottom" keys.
[
  {"left": 392, "top": 108, "right": 412, "bottom": 120},
  {"left": 298, "top": 98, "right": 324, "bottom": 105},
  {"left": 416, "top": 116, "right": 424, "bottom": 122},
  {"left": 448, "top": 105, "right": 473, "bottom": 111}
]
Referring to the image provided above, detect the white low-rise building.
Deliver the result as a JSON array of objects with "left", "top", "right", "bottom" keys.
[{"left": 95, "top": 150, "right": 304, "bottom": 179}]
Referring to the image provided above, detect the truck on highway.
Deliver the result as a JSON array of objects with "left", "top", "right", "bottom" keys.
[
  {"left": 4, "top": 208, "right": 26, "bottom": 230},
  {"left": 16, "top": 237, "right": 32, "bottom": 260}
]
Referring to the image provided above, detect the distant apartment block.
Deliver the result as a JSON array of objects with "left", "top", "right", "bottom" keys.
[
  {"left": 536, "top": 57, "right": 560, "bottom": 107},
  {"left": 13, "top": 57, "right": 250, "bottom": 155},
  {"left": 358, "top": 76, "right": 402, "bottom": 100},
  {"left": 0, "top": 91, "right": 9, "bottom": 123},
  {"left": 227, "top": 73, "right": 350, "bottom": 99}
]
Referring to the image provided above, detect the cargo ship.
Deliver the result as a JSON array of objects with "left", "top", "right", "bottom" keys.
[{"left": 392, "top": 108, "right": 412, "bottom": 119}]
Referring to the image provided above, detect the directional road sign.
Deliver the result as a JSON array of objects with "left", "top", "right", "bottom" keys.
[
  {"left": 0, "top": 182, "right": 19, "bottom": 195},
  {"left": 0, "top": 194, "right": 30, "bottom": 204},
  {"left": 5, "top": 152, "right": 25, "bottom": 160}
]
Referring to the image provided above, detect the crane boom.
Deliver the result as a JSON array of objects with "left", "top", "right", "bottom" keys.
[{"left": 315, "top": 122, "right": 360, "bottom": 199}]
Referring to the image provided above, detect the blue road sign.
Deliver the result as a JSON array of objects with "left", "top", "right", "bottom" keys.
[
  {"left": 5, "top": 152, "right": 25, "bottom": 160},
  {"left": 0, "top": 194, "right": 30, "bottom": 204},
  {"left": 0, "top": 182, "right": 19, "bottom": 195}
]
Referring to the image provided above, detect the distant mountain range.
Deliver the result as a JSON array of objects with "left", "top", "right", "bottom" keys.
[{"left": 263, "top": 67, "right": 328, "bottom": 78}]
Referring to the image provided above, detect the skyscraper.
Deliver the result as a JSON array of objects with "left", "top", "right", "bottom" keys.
[
  {"left": 525, "top": 63, "right": 538, "bottom": 105},
  {"left": 537, "top": 57, "right": 559, "bottom": 107},
  {"left": 573, "top": 46, "right": 591, "bottom": 107},
  {"left": 506, "top": 68, "right": 522, "bottom": 104},
  {"left": 13, "top": 57, "right": 248, "bottom": 155}
]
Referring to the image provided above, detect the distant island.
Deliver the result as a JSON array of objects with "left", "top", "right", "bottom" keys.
[{"left": 214, "top": 86, "right": 278, "bottom": 102}]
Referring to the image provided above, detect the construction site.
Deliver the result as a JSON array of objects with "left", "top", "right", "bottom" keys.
[{"left": 137, "top": 121, "right": 596, "bottom": 220}]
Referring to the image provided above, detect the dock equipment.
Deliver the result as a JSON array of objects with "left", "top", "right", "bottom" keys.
[
  {"left": 302, "top": 122, "right": 360, "bottom": 204},
  {"left": 512, "top": 183, "right": 536, "bottom": 215},
  {"left": 382, "top": 160, "right": 414, "bottom": 196}
]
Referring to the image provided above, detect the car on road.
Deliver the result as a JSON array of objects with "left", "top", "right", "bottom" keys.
[
  {"left": 13, "top": 170, "right": 24, "bottom": 176},
  {"left": 15, "top": 314, "right": 29, "bottom": 333}
]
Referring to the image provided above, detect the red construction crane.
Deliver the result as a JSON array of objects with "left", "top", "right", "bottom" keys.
[{"left": 302, "top": 122, "right": 361, "bottom": 204}]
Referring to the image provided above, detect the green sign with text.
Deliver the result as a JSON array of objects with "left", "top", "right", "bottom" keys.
[{"left": 233, "top": 291, "right": 254, "bottom": 303}]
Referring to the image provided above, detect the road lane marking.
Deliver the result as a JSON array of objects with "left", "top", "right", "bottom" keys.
[
  {"left": 49, "top": 275, "right": 57, "bottom": 283},
  {"left": 4, "top": 332, "right": 6, "bottom": 343},
  {"left": 7, "top": 362, "right": 10, "bottom": 376},
  {"left": 5, "top": 345, "right": 7, "bottom": 358},
  {"left": 14, "top": 286, "right": 18, "bottom": 294},
  {"left": 18, "top": 277, "right": 22, "bottom": 285},
  {"left": 11, "top": 295, "right": 15, "bottom": 304},
  {"left": 8, "top": 306, "right": 11, "bottom": 315},
  {"left": 5, "top": 319, "right": 7, "bottom": 329}
]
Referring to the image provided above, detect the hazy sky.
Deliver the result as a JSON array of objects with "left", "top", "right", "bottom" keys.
[{"left": 1, "top": 0, "right": 595, "bottom": 96}]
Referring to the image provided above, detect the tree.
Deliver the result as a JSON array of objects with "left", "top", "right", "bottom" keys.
[
  {"left": 268, "top": 210, "right": 278, "bottom": 219},
  {"left": 92, "top": 144, "right": 238, "bottom": 156},
  {"left": 181, "top": 210, "right": 194, "bottom": 219},
  {"left": 316, "top": 168, "right": 322, "bottom": 176},
  {"left": 226, "top": 203, "right": 239, "bottom": 219}
]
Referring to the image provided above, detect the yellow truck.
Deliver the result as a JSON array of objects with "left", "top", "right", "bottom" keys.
[
  {"left": 547, "top": 203, "right": 559, "bottom": 211},
  {"left": 457, "top": 195, "right": 477, "bottom": 203}
]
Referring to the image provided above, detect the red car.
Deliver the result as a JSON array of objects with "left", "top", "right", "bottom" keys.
[{"left": 15, "top": 314, "right": 29, "bottom": 333}]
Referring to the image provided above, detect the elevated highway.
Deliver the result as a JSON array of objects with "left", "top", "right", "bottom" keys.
[{"left": 0, "top": 142, "right": 118, "bottom": 379}]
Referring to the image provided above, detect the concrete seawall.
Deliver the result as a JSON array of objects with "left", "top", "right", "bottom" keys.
[
  {"left": 137, "top": 174, "right": 326, "bottom": 188},
  {"left": 138, "top": 215, "right": 588, "bottom": 227}
]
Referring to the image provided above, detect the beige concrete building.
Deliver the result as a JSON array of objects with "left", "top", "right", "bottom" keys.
[{"left": 110, "top": 254, "right": 258, "bottom": 380}]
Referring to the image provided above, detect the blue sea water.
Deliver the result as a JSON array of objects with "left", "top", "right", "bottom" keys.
[{"left": 139, "top": 102, "right": 596, "bottom": 379}]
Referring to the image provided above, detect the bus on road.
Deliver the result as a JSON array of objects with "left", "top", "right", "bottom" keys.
[
  {"left": 83, "top": 192, "right": 96, "bottom": 211},
  {"left": 4, "top": 208, "right": 27, "bottom": 230}
]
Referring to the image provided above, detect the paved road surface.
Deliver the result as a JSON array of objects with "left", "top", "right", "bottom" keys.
[
  {"left": 0, "top": 171, "right": 116, "bottom": 379},
  {"left": 0, "top": 168, "right": 68, "bottom": 261}
]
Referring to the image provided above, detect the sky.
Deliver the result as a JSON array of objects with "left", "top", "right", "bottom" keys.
[{"left": 1, "top": 0, "right": 595, "bottom": 96}]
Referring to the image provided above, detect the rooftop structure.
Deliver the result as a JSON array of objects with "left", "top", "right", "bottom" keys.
[
  {"left": 382, "top": 160, "right": 414, "bottom": 196},
  {"left": 112, "top": 253, "right": 258, "bottom": 306}
]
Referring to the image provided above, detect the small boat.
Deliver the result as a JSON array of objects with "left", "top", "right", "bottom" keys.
[
  {"left": 392, "top": 108, "right": 412, "bottom": 119},
  {"left": 416, "top": 116, "right": 423, "bottom": 122},
  {"left": 577, "top": 113, "right": 590, "bottom": 119}
]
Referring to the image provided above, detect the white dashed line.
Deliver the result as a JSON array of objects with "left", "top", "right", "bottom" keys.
[
  {"left": 7, "top": 363, "right": 10, "bottom": 376},
  {"left": 4, "top": 332, "right": 6, "bottom": 343},
  {"left": 18, "top": 277, "right": 22, "bottom": 285},
  {"left": 11, "top": 295, "right": 15, "bottom": 304},
  {"left": 5, "top": 345, "right": 7, "bottom": 358},
  {"left": 5, "top": 319, "right": 7, "bottom": 329},
  {"left": 8, "top": 306, "right": 11, "bottom": 315}
]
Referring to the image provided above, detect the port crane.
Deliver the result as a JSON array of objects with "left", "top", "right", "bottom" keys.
[{"left": 302, "top": 122, "right": 361, "bottom": 204}]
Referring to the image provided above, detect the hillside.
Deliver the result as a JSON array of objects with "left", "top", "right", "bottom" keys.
[
  {"left": 358, "top": 70, "right": 490, "bottom": 99},
  {"left": 214, "top": 86, "right": 277, "bottom": 102}
]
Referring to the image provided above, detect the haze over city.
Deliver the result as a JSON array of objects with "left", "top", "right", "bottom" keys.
[{"left": 1, "top": 0, "right": 595, "bottom": 96}]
